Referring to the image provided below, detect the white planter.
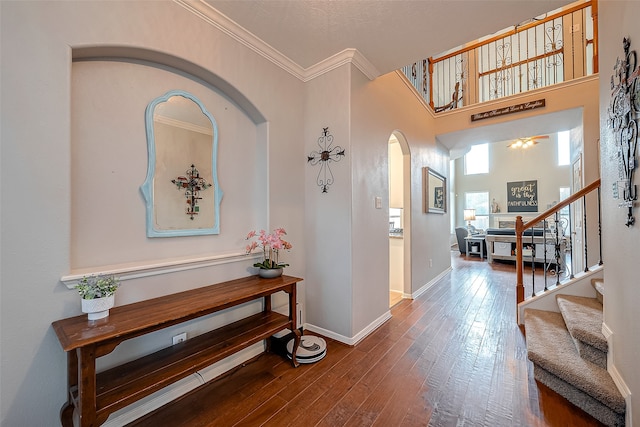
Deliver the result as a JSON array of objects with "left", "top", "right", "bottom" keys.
[{"left": 81, "top": 295, "right": 115, "bottom": 320}]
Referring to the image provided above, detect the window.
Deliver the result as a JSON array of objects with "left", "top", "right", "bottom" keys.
[
  {"left": 558, "top": 131, "right": 570, "bottom": 166},
  {"left": 464, "top": 143, "right": 489, "bottom": 175},
  {"left": 465, "top": 191, "right": 489, "bottom": 230}
]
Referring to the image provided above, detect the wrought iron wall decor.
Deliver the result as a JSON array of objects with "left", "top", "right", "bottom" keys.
[
  {"left": 608, "top": 37, "right": 639, "bottom": 226},
  {"left": 172, "top": 164, "right": 212, "bottom": 220},
  {"left": 307, "top": 127, "right": 345, "bottom": 193}
]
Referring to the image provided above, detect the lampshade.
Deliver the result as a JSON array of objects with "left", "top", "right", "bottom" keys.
[{"left": 464, "top": 209, "right": 476, "bottom": 221}]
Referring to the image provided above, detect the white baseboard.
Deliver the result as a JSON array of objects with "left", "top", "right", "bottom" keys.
[
  {"left": 412, "top": 267, "right": 452, "bottom": 300},
  {"left": 603, "top": 321, "right": 633, "bottom": 427},
  {"left": 305, "top": 310, "right": 392, "bottom": 346},
  {"left": 101, "top": 343, "right": 264, "bottom": 426}
]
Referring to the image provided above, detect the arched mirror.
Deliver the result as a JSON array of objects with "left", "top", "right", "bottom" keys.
[{"left": 140, "top": 90, "right": 222, "bottom": 237}]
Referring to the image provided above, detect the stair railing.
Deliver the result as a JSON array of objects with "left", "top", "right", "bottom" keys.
[{"left": 515, "top": 179, "right": 601, "bottom": 305}]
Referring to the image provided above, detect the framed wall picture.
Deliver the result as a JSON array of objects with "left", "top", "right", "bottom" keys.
[{"left": 423, "top": 167, "right": 446, "bottom": 214}]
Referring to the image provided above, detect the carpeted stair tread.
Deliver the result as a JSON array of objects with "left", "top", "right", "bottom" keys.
[
  {"left": 556, "top": 295, "right": 607, "bottom": 352},
  {"left": 592, "top": 278, "right": 604, "bottom": 303},
  {"left": 533, "top": 364, "right": 625, "bottom": 426},
  {"left": 524, "top": 309, "right": 625, "bottom": 417}
]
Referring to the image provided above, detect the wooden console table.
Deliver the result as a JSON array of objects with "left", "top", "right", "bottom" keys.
[{"left": 52, "top": 274, "right": 302, "bottom": 427}]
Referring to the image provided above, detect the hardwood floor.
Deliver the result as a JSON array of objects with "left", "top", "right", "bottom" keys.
[
  {"left": 390, "top": 290, "right": 404, "bottom": 308},
  {"left": 128, "top": 252, "right": 605, "bottom": 427}
]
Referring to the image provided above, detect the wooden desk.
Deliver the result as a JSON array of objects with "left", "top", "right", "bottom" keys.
[{"left": 52, "top": 274, "right": 302, "bottom": 427}]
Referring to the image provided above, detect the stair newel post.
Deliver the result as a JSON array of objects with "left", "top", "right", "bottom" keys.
[{"left": 516, "top": 215, "right": 525, "bottom": 305}]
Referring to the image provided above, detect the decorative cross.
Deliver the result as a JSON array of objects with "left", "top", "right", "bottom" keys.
[
  {"left": 307, "top": 127, "right": 345, "bottom": 193},
  {"left": 171, "top": 164, "right": 211, "bottom": 220}
]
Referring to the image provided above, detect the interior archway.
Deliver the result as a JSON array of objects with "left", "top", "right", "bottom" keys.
[{"left": 388, "top": 131, "right": 412, "bottom": 307}]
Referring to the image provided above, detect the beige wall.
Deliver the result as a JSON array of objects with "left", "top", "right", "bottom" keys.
[
  {"left": 1, "top": 2, "right": 306, "bottom": 425},
  {"left": 0, "top": 2, "right": 448, "bottom": 425},
  {"left": 350, "top": 70, "right": 450, "bottom": 329},
  {"left": 454, "top": 133, "right": 570, "bottom": 229},
  {"left": 4, "top": 1, "right": 637, "bottom": 426},
  {"left": 302, "top": 65, "right": 450, "bottom": 341},
  {"left": 303, "top": 64, "right": 354, "bottom": 338},
  {"left": 598, "top": 1, "right": 640, "bottom": 422}
]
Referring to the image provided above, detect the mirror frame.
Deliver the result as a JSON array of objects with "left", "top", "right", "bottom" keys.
[
  {"left": 140, "top": 90, "right": 222, "bottom": 237},
  {"left": 423, "top": 167, "right": 447, "bottom": 214}
]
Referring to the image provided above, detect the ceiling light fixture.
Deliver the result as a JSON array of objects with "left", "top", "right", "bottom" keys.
[{"left": 508, "top": 135, "right": 549, "bottom": 149}]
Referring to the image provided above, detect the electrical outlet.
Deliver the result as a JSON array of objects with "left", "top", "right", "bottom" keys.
[
  {"left": 172, "top": 332, "right": 187, "bottom": 345},
  {"left": 429, "top": 259, "right": 433, "bottom": 267}
]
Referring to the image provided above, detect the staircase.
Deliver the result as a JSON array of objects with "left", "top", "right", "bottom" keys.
[{"left": 524, "top": 280, "right": 626, "bottom": 426}]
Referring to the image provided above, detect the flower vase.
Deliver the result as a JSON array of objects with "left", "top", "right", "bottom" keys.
[
  {"left": 81, "top": 295, "right": 115, "bottom": 320},
  {"left": 258, "top": 268, "right": 283, "bottom": 279}
]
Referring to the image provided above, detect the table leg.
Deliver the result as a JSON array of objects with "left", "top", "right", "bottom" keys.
[
  {"left": 60, "top": 351, "right": 77, "bottom": 427},
  {"left": 286, "top": 283, "right": 301, "bottom": 367},
  {"left": 77, "top": 346, "right": 97, "bottom": 427}
]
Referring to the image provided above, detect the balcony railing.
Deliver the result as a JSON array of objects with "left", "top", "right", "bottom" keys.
[{"left": 402, "top": 0, "right": 597, "bottom": 112}]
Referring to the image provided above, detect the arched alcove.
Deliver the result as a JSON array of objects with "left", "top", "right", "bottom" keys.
[{"left": 69, "top": 47, "right": 269, "bottom": 272}]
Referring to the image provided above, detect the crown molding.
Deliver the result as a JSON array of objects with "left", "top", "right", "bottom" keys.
[
  {"left": 173, "top": 0, "right": 305, "bottom": 80},
  {"left": 174, "top": 0, "right": 380, "bottom": 82},
  {"left": 304, "top": 48, "right": 380, "bottom": 82}
]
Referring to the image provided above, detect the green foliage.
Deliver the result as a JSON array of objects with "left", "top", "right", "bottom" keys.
[
  {"left": 76, "top": 275, "right": 120, "bottom": 300},
  {"left": 252, "top": 259, "right": 289, "bottom": 269}
]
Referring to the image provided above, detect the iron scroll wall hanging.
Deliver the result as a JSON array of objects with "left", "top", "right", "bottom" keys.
[
  {"left": 608, "top": 37, "right": 639, "bottom": 226},
  {"left": 307, "top": 127, "right": 345, "bottom": 193}
]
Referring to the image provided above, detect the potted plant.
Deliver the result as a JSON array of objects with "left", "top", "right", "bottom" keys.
[
  {"left": 245, "top": 228, "right": 292, "bottom": 278},
  {"left": 76, "top": 274, "right": 120, "bottom": 320}
]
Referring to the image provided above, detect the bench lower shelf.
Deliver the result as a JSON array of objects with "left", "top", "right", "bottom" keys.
[{"left": 90, "top": 311, "right": 290, "bottom": 417}]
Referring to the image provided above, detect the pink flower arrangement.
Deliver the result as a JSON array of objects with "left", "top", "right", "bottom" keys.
[{"left": 245, "top": 228, "right": 292, "bottom": 269}]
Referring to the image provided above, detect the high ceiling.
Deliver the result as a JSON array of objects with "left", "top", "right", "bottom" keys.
[
  {"left": 195, "top": 0, "right": 581, "bottom": 151},
  {"left": 202, "top": 0, "right": 574, "bottom": 76}
]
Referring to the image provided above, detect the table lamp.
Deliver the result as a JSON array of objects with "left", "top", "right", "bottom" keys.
[{"left": 464, "top": 209, "right": 476, "bottom": 232}]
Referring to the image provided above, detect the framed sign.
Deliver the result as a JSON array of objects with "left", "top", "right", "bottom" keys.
[
  {"left": 471, "top": 99, "right": 545, "bottom": 122},
  {"left": 507, "top": 180, "right": 538, "bottom": 212}
]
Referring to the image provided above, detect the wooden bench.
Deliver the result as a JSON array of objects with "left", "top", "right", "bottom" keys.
[{"left": 52, "top": 274, "right": 302, "bottom": 427}]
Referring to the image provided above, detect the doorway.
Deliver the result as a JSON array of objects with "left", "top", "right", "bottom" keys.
[{"left": 388, "top": 132, "right": 411, "bottom": 307}]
